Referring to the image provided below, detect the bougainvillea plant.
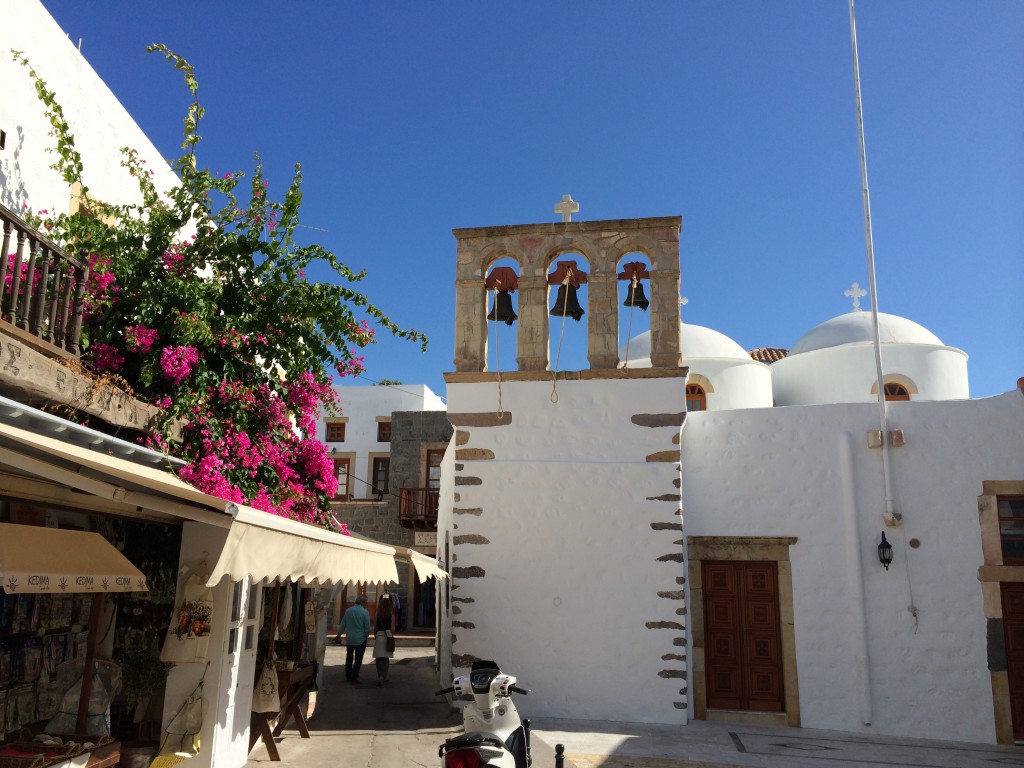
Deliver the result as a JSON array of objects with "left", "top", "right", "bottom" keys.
[{"left": 12, "top": 46, "right": 426, "bottom": 529}]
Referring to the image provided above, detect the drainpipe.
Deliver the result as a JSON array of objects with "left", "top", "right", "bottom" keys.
[{"left": 841, "top": 431, "right": 873, "bottom": 725}]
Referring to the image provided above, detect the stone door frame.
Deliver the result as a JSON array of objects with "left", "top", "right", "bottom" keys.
[{"left": 688, "top": 535, "right": 800, "bottom": 727}]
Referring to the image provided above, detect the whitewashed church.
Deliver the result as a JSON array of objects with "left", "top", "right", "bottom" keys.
[{"left": 436, "top": 211, "right": 1024, "bottom": 745}]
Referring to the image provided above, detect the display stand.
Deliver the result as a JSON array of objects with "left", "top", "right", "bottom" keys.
[{"left": 247, "top": 583, "right": 315, "bottom": 762}]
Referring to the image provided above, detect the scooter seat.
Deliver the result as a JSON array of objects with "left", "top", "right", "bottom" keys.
[{"left": 441, "top": 732, "right": 506, "bottom": 751}]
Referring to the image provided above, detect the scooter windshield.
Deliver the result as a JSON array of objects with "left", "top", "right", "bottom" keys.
[{"left": 469, "top": 660, "right": 501, "bottom": 693}]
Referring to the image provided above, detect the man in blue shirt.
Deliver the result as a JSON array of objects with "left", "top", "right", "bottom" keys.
[{"left": 337, "top": 594, "right": 371, "bottom": 683}]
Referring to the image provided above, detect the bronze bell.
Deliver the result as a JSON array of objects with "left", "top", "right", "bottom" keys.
[
  {"left": 550, "top": 285, "right": 585, "bottom": 321},
  {"left": 623, "top": 280, "right": 649, "bottom": 311},
  {"left": 487, "top": 290, "right": 518, "bottom": 326}
]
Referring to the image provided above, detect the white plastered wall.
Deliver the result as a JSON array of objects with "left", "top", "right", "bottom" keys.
[
  {"left": 0, "top": 0, "right": 177, "bottom": 215},
  {"left": 681, "top": 388, "right": 1024, "bottom": 743},
  {"left": 688, "top": 358, "right": 773, "bottom": 410},
  {"left": 444, "top": 376, "right": 686, "bottom": 723},
  {"left": 771, "top": 343, "right": 969, "bottom": 405}
]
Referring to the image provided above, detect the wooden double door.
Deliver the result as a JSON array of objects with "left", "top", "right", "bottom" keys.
[
  {"left": 1001, "top": 583, "right": 1024, "bottom": 740},
  {"left": 703, "top": 560, "right": 785, "bottom": 712}
]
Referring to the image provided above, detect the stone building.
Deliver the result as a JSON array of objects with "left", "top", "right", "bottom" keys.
[{"left": 323, "top": 386, "right": 451, "bottom": 629}]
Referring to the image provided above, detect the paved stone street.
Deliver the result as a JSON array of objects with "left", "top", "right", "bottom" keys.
[{"left": 249, "top": 644, "right": 1024, "bottom": 768}]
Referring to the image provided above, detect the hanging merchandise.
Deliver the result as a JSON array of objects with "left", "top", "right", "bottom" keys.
[
  {"left": 276, "top": 585, "right": 293, "bottom": 641},
  {"left": 45, "top": 659, "right": 122, "bottom": 736},
  {"left": 251, "top": 662, "right": 280, "bottom": 714},
  {"left": 160, "top": 573, "right": 214, "bottom": 663},
  {"left": 303, "top": 601, "right": 315, "bottom": 635},
  {"left": 160, "top": 676, "right": 205, "bottom": 756}
]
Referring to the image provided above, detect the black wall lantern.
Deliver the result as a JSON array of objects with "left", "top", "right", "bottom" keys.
[{"left": 878, "top": 532, "right": 894, "bottom": 570}]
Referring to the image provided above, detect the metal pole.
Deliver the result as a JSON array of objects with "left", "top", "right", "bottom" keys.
[{"left": 849, "top": 0, "right": 899, "bottom": 526}]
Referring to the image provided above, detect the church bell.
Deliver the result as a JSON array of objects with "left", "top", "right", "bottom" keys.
[
  {"left": 549, "top": 285, "right": 585, "bottom": 322},
  {"left": 623, "top": 279, "right": 649, "bottom": 311},
  {"left": 487, "top": 290, "right": 518, "bottom": 326}
]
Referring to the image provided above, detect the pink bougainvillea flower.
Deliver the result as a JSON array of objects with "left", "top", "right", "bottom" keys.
[
  {"left": 160, "top": 345, "right": 200, "bottom": 384},
  {"left": 125, "top": 324, "right": 159, "bottom": 353},
  {"left": 89, "top": 342, "right": 125, "bottom": 373}
]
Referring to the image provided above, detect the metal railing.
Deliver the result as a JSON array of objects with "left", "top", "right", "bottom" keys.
[
  {"left": 1, "top": 202, "right": 88, "bottom": 356},
  {"left": 399, "top": 487, "right": 439, "bottom": 529}
]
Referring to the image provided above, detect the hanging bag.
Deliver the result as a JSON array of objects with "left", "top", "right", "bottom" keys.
[
  {"left": 160, "top": 677, "right": 205, "bottom": 756},
  {"left": 385, "top": 630, "right": 395, "bottom": 654},
  {"left": 251, "top": 663, "right": 280, "bottom": 714}
]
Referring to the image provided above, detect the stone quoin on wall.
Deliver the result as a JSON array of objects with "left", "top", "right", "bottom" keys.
[{"left": 441, "top": 214, "right": 691, "bottom": 724}]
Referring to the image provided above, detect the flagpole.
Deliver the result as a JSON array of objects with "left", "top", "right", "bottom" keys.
[{"left": 849, "top": 0, "right": 899, "bottom": 527}]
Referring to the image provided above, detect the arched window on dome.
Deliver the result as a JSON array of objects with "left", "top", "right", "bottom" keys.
[
  {"left": 883, "top": 382, "right": 911, "bottom": 401},
  {"left": 686, "top": 384, "right": 707, "bottom": 411}
]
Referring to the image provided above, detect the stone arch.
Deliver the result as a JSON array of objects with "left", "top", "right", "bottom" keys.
[
  {"left": 616, "top": 252, "right": 654, "bottom": 361},
  {"left": 484, "top": 257, "right": 522, "bottom": 372},
  {"left": 685, "top": 372, "right": 716, "bottom": 394},
  {"left": 482, "top": 248, "right": 523, "bottom": 276},
  {"left": 870, "top": 374, "right": 919, "bottom": 397},
  {"left": 547, "top": 250, "right": 591, "bottom": 372},
  {"left": 451, "top": 217, "right": 681, "bottom": 374}
]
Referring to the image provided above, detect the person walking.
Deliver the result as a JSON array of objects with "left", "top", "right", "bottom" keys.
[
  {"left": 336, "top": 594, "right": 371, "bottom": 683},
  {"left": 372, "top": 594, "right": 396, "bottom": 686}
]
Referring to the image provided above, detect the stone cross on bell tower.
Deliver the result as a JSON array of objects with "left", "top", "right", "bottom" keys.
[{"left": 554, "top": 194, "right": 579, "bottom": 223}]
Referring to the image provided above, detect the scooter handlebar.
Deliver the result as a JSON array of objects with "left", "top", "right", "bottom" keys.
[
  {"left": 509, "top": 685, "right": 529, "bottom": 696},
  {"left": 435, "top": 686, "right": 456, "bottom": 696}
]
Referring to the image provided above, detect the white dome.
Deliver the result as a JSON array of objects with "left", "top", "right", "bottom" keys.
[
  {"left": 620, "top": 322, "right": 751, "bottom": 364},
  {"left": 790, "top": 311, "right": 944, "bottom": 355}
]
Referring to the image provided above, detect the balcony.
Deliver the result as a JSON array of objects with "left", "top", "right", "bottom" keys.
[
  {"left": 1, "top": 203, "right": 88, "bottom": 358},
  {"left": 399, "top": 487, "right": 439, "bottom": 529}
]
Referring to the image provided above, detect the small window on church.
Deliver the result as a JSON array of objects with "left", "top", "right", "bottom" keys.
[
  {"left": 686, "top": 384, "right": 707, "bottom": 411},
  {"left": 998, "top": 497, "right": 1024, "bottom": 565},
  {"left": 883, "top": 383, "right": 910, "bottom": 401}
]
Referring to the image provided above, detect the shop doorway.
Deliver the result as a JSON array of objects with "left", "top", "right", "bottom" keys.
[{"left": 413, "top": 577, "right": 436, "bottom": 629}]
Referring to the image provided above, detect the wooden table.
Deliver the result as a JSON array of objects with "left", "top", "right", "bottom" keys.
[{"left": 249, "top": 663, "right": 316, "bottom": 761}]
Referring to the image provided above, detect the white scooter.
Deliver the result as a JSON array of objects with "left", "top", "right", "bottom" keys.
[{"left": 437, "top": 659, "right": 532, "bottom": 768}]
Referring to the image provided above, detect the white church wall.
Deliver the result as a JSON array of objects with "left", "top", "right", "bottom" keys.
[
  {"left": 689, "top": 358, "right": 773, "bottom": 410},
  {"left": 437, "top": 430, "right": 457, "bottom": 689},
  {"left": 1, "top": 1, "right": 177, "bottom": 215},
  {"left": 444, "top": 375, "right": 686, "bottom": 723},
  {"left": 681, "top": 388, "right": 1024, "bottom": 743},
  {"left": 771, "top": 343, "right": 969, "bottom": 406}
]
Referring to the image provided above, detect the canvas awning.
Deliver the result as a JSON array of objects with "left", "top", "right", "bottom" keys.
[
  {"left": 0, "top": 420, "right": 400, "bottom": 588},
  {"left": 205, "top": 503, "right": 398, "bottom": 587},
  {"left": 407, "top": 548, "right": 449, "bottom": 583},
  {"left": 0, "top": 522, "right": 148, "bottom": 594},
  {"left": 349, "top": 536, "right": 449, "bottom": 584}
]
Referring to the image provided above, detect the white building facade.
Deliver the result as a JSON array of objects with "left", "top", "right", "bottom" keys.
[
  {"left": 318, "top": 384, "right": 446, "bottom": 502},
  {"left": 437, "top": 214, "right": 1024, "bottom": 745}
]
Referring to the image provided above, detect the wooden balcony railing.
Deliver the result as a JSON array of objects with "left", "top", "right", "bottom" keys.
[
  {"left": 399, "top": 487, "right": 439, "bottom": 529},
  {"left": 1, "top": 202, "right": 88, "bottom": 357}
]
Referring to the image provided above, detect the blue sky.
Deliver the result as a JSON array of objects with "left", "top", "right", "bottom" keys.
[{"left": 42, "top": 1, "right": 1022, "bottom": 400}]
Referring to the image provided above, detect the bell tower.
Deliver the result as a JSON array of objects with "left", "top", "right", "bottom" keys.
[
  {"left": 449, "top": 215, "right": 683, "bottom": 375},
  {"left": 440, "top": 212, "right": 689, "bottom": 721}
]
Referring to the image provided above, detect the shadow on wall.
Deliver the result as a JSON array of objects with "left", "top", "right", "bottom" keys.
[{"left": 0, "top": 127, "right": 32, "bottom": 215}]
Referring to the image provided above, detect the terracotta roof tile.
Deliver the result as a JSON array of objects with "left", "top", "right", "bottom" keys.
[{"left": 749, "top": 347, "right": 789, "bottom": 364}]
